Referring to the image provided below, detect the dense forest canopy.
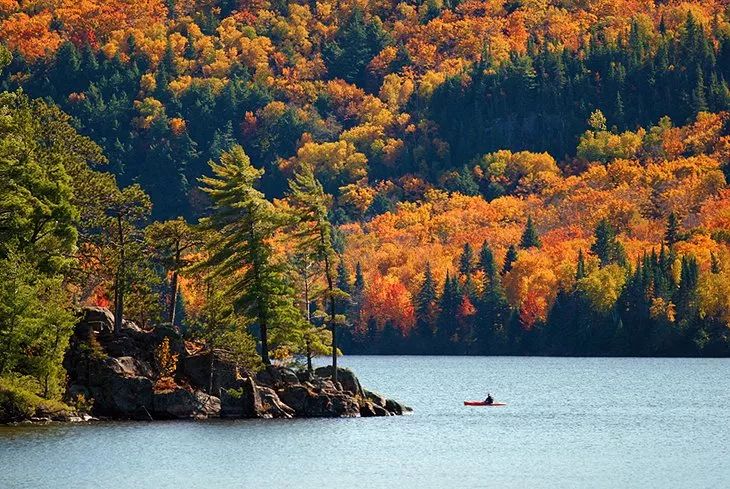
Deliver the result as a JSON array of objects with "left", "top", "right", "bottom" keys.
[{"left": 2, "top": 0, "right": 730, "bottom": 413}]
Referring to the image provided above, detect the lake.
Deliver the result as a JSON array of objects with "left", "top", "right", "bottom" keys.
[{"left": 1, "top": 356, "right": 729, "bottom": 488}]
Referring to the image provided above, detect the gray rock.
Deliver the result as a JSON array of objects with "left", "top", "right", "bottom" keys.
[
  {"left": 258, "top": 386, "right": 294, "bottom": 418},
  {"left": 314, "top": 366, "right": 364, "bottom": 397},
  {"left": 180, "top": 351, "right": 240, "bottom": 395},
  {"left": 121, "top": 319, "right": 143, "bottom": 333},
  {"left": 372, "top": 403, "right": 390, "bottom": 416},
  {"left": 364, "top": 389, "right": 387, "bottom": 408},
  {"left": 278, "top": 385, "right": 309, "bottom": 414},
  {"left": 114, "top": 356, "right": 154, "bottom": 378},
  {"left": 359, "top": 401, "right": 377, "bottom": 417},
  {"left": 385, "top": 398, "right": 412, "bottom": 415},
  {"left": 152, "top": 388, "right": 220, "bottom": 419},
  {"left": 220, "top": 377, "right": 264, "bottom": 418},
  {"left": 256, "top": 365, "right": 300, "bottom": 388},
  {"left": 81, "top": 307, "right": 115, "bottom": 334}
]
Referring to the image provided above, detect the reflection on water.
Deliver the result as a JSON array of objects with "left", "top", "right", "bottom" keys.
[{"left": 2, "top": 356, "right": 729, "bottom": 488}]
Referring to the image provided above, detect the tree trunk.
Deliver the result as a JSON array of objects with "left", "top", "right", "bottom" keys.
[
  {"left": 260, "top": 314, "right": 270, "bottom": 365},
  {"left": 168, "top": 244, "right": 181, "bottom": 325},
  {"left": 113, "top": 215, "right": 125, "bottom": 335},
  {"left": 303, "top": 266, "right": 313, "bottom": 373},
  {"left": 248, "top": 224, "right": 270, "bottom": 365},
  {"left": 208, "top": 349, "right": 215, "bottom": 395},
  {"left": 323, "top": 247, "right": 337, "bottom": 385},
  {"left": 306, "top": 337, "right": 313, "bottom": 373}
]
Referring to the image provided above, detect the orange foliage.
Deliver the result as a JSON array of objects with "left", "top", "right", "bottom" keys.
[{"left": 359, "top": 274, "right": 415, "bottom": 334}]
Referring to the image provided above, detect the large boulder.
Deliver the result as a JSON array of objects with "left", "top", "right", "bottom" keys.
[
  {"left": 220, "top": 377, "right": 264, "bottom": 418},
  {"left": 256, "top": 365, "right": 300, "bottom": 388},
  {"left": 152, "top": 388, "right": 220, "bottom": 419},
  {"left": 79, "top": 307, "right": 115, "bottom": 335},
  {"left": 277, "top": 385, "right": 310, "bottom": 414},
  {"left": 87, "top": 368, "right": 154, "bottom": 419},
  {"left": 258, "top": 387, "right": 294, "bottom": 419},
  {"left": 385, "top": 398, "right": 412, "bottom": 415},
  {"left": 364, "top": 390, "right": 387, "bottom": 408},
  {"left": 314, "top": 366, "right": 364, "bottom": 397},
  {"left": 180, "top": 351, "right": 240, "bottom": 395},
  {"left": 115, "top": 356, "right": 154, "bottom": 378},
  {"left": 330, "top": 393, "right": 360, "bottom": 417},
  {"left": 278, "top": 384, "right": 360, "bottom": 418}
]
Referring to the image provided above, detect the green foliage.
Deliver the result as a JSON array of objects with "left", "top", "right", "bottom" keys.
[
  {"left": 287, "top": 164, "right": 345, "bottom": 368},
  {"left": 323, "top": 8, "right": 390, "bottom": 87},
  {"left": 665, "top": 212, "right": 680, "bottom": 245},
  {"left": 198, "top": 145, "right": 298, "bottom": 364},
  {"left": 188, "top": 284, "right": 262, "bottom": 374},
  {"left": 146, "top": 218, "right": 202, "bottom": 324},
  {"left": 591, "top": 219, "right": 628, "bottom": 267},
  {"left": 0, "top": 253, "right": 75, "bottom": 399},
  {"left": 502, "top": 244, "right": 518, "bottom": 274},
  {"left": 519, "top": 216, "right": 541, "bottom": 249},
  {"left": 0, "top": 92, "right": 82, "bottom": 273},
  {"left": 458, "top": 243, "right": 475, "bottom": 276},
  {"left": 0, "top": 376, "right": 72, "bottom": 422},
  {"left": 577, "top": 265, "right": 628, "bottom": 313}
]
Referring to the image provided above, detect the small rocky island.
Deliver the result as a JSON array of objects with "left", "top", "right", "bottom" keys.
[{"left": 41, "top": 307, "right": 409, "bottom": 422}]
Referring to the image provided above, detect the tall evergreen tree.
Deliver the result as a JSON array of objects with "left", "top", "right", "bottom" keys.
[
  {"left": 459, "top": 243, "right": 475, "bottom": 276},
  {"left": 576, "top": 249, "right": 586, "bottom": 280},
  {"left": 198, "top": 145, "right": 298, "bottom": 364},
  {"left": 503, "top": 244, "right": 518, "bottom": 274},
  {"left": 665, "top": 212, "right": 680, "bottom": 245},
  {"left": 520, "top": 215, "right": 541, "bottom": 249},
  {"left": 591, "top": 219, "right": 627, "bottom": 267},
  {"left": 287, "top": 164, "right": 346, "bottom": 382}
]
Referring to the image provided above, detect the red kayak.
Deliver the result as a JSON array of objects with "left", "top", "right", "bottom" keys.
[{"left": 464, "top": 401, "right": 506, "bottom": 406}]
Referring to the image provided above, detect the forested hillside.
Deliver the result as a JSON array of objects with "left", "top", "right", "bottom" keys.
[{"left": 1, "top": 0, "right": 730, "bottom": 414}]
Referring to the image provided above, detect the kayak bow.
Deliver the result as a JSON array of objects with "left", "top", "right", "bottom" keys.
[{"left": 463, "top": 401, "right": 506, "bottom": 406}]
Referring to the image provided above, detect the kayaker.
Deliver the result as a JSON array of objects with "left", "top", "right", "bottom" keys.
[{"left": 485, "top": 393, "right": 494, "bottom": 405}]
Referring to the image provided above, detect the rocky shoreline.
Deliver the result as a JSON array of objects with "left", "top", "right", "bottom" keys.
[{"left": 3, "top": 307, "right": 410, "bottom": 424}]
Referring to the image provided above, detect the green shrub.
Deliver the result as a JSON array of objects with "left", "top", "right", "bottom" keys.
[{"left": 0, "top": 377, "right": 71, "bottom": 422}]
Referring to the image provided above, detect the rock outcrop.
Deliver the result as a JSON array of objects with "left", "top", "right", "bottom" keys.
[{"left": 63, "top": 307, "right": 412, "bottom": 421}]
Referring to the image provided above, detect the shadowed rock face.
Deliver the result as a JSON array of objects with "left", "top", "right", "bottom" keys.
[{"left": 64, "top": 307, "right": 412, "bottom": 420}]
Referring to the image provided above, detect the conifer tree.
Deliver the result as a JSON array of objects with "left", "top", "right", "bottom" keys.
[
  {"left": 665, "top": 212, "right": 680, "bottom": 245},
  {"left": 198, "top": 145, "right": 297, "bottom": 364},
  {"left": 503, "top": 244, "right": 518, "bottom": 274},
  {"left": 146, "top": 218, "right": 202, "bottom": 325},
  {"left": 520, "top": 215, "right": 541, "bottom": 249},
  {"left": 459, "top": 243, "right": 475, "bottom": 276},
  {"left": 287, "top": 164, "right": 346, "bottom": 382},
  {"left": 591, "top": 219, "right": 627, "bottom": 267},
  {"left": 576, "top": 249, "right": 586, "bottom": 280}
]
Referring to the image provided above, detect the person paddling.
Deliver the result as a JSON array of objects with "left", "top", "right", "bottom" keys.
[{"left": 484, "top": 393, "right": 494, "bottom": 405}]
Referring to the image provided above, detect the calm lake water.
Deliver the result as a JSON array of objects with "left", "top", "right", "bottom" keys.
[{"left": 1, "top": 356, "right": 729, "bottom": 488}]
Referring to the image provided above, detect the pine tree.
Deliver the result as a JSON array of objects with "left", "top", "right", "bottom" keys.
[
  {"left": 436, "top": 271, "right": 462, "bottom": 349},
  {"left": 145, "top": 218, "right": 202, "bottom": 325},
  {"left": 414, "top": 262, "right": 439, "bottom": 347},
  {"left": 198, "top": 145, "right": 298, "bottom": 364},
  {"left": 519, "top": 216, "right": 541, "bottom": 249},
  {"left": 416, "top": 263, "right": 438, "bottom": 319},
  {"left": 665, "top": 212, "right": 680, "bottom": 245},
  {"left": 710, "top": 252, "right": 721, "bottom": 274},
  {"left": 503, "top": 244, "right": 518, "bottom": 274},
  {"left": 351, "top": 262, "right": 366, "bottom": 322},
  {"left": 336, "top": 257, "right": 352, "bottom": 318},
  {"left": 287, "top": 164, "right": 346, "bottom": 381},
  {"left": 576, "top": 249, "right": 586, "bottom": 280},
  {"left": 591, "top": 219, "right": 627, "bottom": 267},
  {"left": 479, "top": 241, "right": 497, "bottom": 278},
  {"left": 691, "top": 66, "right": 708, "bottom": 114},
  {"left": 477, "top": 241, "right": 510, "bottom": 353},
  {"left": 459, "top": 243, "right": 475, "bottom": 276}
]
